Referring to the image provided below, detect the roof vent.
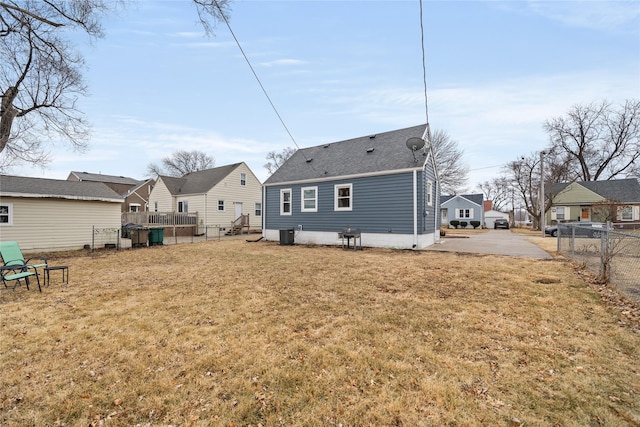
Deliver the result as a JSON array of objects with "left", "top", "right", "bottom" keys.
[
  {"left": 366, "top": 148, "right": 375, "bottom": 153},
  {"left": 323, "top": 144, "right": 330, "bottom": 148},
  {"left": 369, "top": 134, "right": 376, "bottom": 139},
  {"left": 306, "top": 158, "right": 313, "bottom": 163}
]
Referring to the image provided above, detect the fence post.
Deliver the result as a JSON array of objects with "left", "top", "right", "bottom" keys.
[{"left": 570, "top": 226, "right": 575, "bottom": 257}]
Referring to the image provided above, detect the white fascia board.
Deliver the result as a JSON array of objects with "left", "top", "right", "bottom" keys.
[
  {"left": 263, "top": 167, "right": 422, "bottom": 187},
  {"left": 0, "top": 192, "right": 123, "bottom": 203}
]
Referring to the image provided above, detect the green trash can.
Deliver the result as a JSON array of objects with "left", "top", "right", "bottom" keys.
[{"left": 148, "top": 227, "right": 164, "bottom": 246}]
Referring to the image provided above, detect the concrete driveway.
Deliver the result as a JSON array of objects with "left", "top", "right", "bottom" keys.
[{"left": 427, "top": 229, "right": 552, "bottom": 259}]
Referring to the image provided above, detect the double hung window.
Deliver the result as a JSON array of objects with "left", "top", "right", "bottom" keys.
[
  {"left": 280, "top": 189, "right": 292, "bottom": 215},
  {"left": 334, "top": 184, "right": 352, "bottom": 211},
  {"left": 0, "top": 204, "right": 12, "bottom": 225},
  {"left": 301, "top": 187, "right": 318, "bottom": 212}
]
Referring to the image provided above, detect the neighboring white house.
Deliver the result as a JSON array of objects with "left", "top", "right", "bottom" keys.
[
  {"left": 0, "top": 174, "right": 123, "bottom": 252},
  {"left": 148, "top": 162, "right": 262, "bottom": 235}
]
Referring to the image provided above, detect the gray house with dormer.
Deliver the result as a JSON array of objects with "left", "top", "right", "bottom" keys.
[{"left": 262, "top": 124, "right": 440, "bottom": 249}]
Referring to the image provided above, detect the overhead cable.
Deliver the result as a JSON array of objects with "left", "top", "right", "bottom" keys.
[{"left": 212, "top": 1, "right": 311, "bottom": 162}]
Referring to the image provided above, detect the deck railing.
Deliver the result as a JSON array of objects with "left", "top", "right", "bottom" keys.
[{"left": 122, "top": 212, "right": 198, "bottom": 226}]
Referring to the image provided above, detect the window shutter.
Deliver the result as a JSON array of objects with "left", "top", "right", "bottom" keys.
[{"left": 634, "top": 206, "right": 640, "bottom": 220}]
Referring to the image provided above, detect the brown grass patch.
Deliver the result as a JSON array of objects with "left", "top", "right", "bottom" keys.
[{"left": 1, "top": 240, "right": 639, "bottom": 426}]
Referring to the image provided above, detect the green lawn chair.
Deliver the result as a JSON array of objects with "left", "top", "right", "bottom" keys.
[
  {"left": 1, "top": 262, "right": 40, "bottom": 291},
  {"left": 0, "top": 241, "right": 47, "bottom": 292}
]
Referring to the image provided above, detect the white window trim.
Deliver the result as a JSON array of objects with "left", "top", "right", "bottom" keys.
[
  {"left": 129, "top": 203, "right": 141, "bottom": 213},
  {"left": 0, "top": 203, "right": 13, "bottom": 226},
  {"left": 426, "top": 180, "right": 433, "bottom": 206},
  {"left": 280, "top": 188, "right": 292, "bottom": 216},
  {"left": 240, "top": 173, "right": 247, "bottom": 186},
  {"left": 334, "top": 184, "right": 353, "bottom": 212},
  {"left": 178, "top": 200, "right": 188, "bottom": 213},
  {"left": 455, "top": 208, "right": 472, "bottom": 219},
  {"left": 218, "top": 200, "right": 225, "bottom": 212},
  {"left": 255, "top": 202, "right": 262, "bottom": 217},
  {"left": 620, "top": 205, "right": 633, "bottom": 221},
  {"left": 301, "top": 186, "right": 318, "bottom": 213}
]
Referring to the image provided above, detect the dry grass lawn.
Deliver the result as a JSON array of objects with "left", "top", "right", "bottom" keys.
[{"left": 1, "top": 239, "right": 639, "bottom": 426}]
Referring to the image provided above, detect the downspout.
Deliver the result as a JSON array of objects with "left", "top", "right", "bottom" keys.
[
  {"left": 262, "top": 185, "right": 266, "bottom": 238},
  {"left": 413, "top": 170, "right": 418, "bottom": 249},
  {"left": 203, "top": 193, "right": 207, "bottom": 236}
]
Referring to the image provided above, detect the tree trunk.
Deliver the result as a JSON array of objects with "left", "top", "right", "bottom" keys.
[{"left": 0, "top": 86, "right": 19, "bottom": 153}]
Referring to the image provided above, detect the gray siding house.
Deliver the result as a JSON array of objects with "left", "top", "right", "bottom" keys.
[
  {"left": 262, "top": 124, "right": 440, "bottom": 249},
  {"left": 440, "top": 194, "right": 484, "bottom": 228}
]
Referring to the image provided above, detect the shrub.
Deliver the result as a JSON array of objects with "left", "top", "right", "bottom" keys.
[
  {"left": 450, "top": 220, "right": 460, "bottom": 229},
  {"left": 470, "top": 221, "right": 481, "bottom": 229},
  {"left": 459, "top": 221, "right": 468, "bottom": 228}
]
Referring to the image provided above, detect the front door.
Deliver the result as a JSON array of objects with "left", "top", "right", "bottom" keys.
[
  {"left": 235, "top": 202, "right": 243, "bottom": 219},
  {"left": 581, "top": 207, "right": 591, "bottom": 221}
]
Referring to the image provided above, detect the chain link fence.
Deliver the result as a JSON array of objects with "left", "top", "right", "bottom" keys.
[
  {"left": 557, "top": 222, "right": 640, "bottom": 303},
  {"left": 95, "top": 225, "right": 257, "bottom": 250}
]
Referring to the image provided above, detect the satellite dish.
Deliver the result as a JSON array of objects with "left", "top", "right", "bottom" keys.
[{"left": 406, "top": 137, "right": 425, "bottom": 151}]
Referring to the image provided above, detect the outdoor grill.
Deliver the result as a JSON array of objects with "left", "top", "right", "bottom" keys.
[{"left": 339, "top": 226, "right": 362, "bottom": 251}]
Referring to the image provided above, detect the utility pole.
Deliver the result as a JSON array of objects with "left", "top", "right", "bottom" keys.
[{"left": 540, "top": 151, "right": 546, "bottom": 238}]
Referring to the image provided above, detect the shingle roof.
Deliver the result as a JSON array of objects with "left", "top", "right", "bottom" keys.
[
  {"left": 68, "top": 171, "right": 141, "bottom": 186},
  {"left": 264, "top": 124, "right": 428, "bottom": 185},
  {"left": 579, "top": 178, "right": 640, "bottom": 203},
  {"left": 551, "top": 178, "right": 640, "bottom": 203},
  {"left": 441, "top": 193, "right": 484, "bottom": 206},
  {"left": 158, "top": 163, "right": 243, "bottom": 195},
  {"left": 0, "top": 175, "right": 123, "bottom": 202}
]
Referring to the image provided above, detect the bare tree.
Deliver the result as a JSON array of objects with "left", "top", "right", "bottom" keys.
[
  {"left": 477, "top": 177, "right": 511, "bottom": 212},
  {"left": 0, "top": 0, "right": 113, "bottom": 168},
  {"left": 147, "top": 150, "right": 215, "bottom": 177},
  {"left": 430, "top": 129, "right": 468, "bottom": 195},
  {"left": 264, "top": 147, "right": 296, "bottom": 176},
  {"left": 543, "top": 99, "right": 640, "bottom": 181},
  {"left": 503, "top": 149, "right": 576, "bottom": 230},
  {"left": 0, "top": 0, "right": 231, "bottom": 170}
]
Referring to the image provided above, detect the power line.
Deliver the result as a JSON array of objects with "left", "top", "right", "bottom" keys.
[
  {"left": 419, "top": 0, "right": 431, "bottom": 142},
  {"left": 212, "top": 1, "right": 308, "bottom": 160}
]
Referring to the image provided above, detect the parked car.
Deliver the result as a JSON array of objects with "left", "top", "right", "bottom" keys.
[
  {"left": 545, "top": 221, "right": 605, "bottom": 238},
  {"left": 494, "top": 218, "right": 510, "bottom": 229}
]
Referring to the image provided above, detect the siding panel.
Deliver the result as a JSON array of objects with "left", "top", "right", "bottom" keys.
[
  {"left": 1, "top": 197, "right": 121, "bottom": 252},
  {"left": 265, "top": 172, "right": 423, "bottom": 235}
]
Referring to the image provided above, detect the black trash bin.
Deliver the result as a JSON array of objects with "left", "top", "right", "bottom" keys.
[
  {"left": 129, "top": 225, "right": 149, "bottom": 247},
  {"left": 279, "top": 228, "right": 295, "bottom": 246}
]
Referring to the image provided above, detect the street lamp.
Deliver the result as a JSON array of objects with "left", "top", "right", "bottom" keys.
[{"left": 540, "top": 151, "right": 546, "bottom": 238}]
